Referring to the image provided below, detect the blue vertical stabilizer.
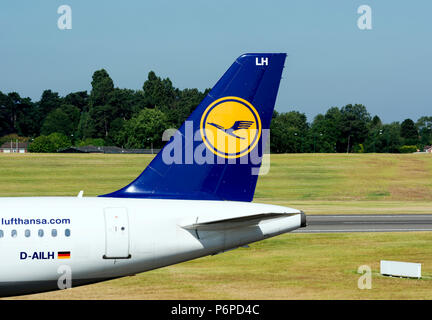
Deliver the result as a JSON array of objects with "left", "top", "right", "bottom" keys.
[{"left": 100, "top": 53, "right": 286, "bottom": 201}]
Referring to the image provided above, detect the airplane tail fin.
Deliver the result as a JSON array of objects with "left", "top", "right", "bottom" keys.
[{"left": 100, "top": 53, "right": 286, "bottom": 202}]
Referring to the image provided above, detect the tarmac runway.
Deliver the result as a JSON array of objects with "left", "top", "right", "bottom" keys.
[{"left": 294, "top": 214, "right": 432, "bottom": 233}]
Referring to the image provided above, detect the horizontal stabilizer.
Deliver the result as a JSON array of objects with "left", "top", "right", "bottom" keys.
[{"left": 180, "top": 212, "right": 299, "bottom": 231}]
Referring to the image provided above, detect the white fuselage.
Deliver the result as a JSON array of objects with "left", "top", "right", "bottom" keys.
[{"left": 0, "top": 197, "right": 303, "bottom": 297}]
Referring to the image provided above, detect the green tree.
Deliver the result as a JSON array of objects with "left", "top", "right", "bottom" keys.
[
  {"left": 105, "top": 88, "right": 145, "bottom": 142},
  {"left": 6, "top": 92, "right": 22, "bottom": 130},
  {"left": 399, "top": 145, "right": 418, "bottom": 153},
  {"left": 28, "top": 135, "right": 56, "bottom": 153},
  {"left": 28, "top": 133, "right": 71, "bottom": 153},
  {"left": 108, "top": 88, "right": 141, "bottom": 120},
  {"left": 400, "top": 118, "right": 419, "bottom": 146},
  {"left": 76, "top": 112, "right": 95, "bottom": 141},
  {"left": 364, "top": 125, "right": 383, "bottom": 152},
  {"left": 0, "top": 92, "right": 38, "bottom": 137},
  {"left": 340, "top": 104, "right": 371, "bottom": 153},
  {"left": 0, "top": 92, "right": 21, "bottom": 134},
  {"left": 63, "top": 91, "right": 89, "bottom": 112},
  {"left": 41, "top": 105, "right": 80, "bottom": 137},
  {"left": 87, "top": 70, "right": 143, "bottom": 141},
  {"left": 142, "top": 71, "right": 176, "bottom": 109},
  {"left": 364, "top": 115, "right": 383, "bottom": 152},
  {"left": 89, "top": 69, "right": 114, "bottom": 107},
  {"left": 47, "top": 132, "right": 71, "bottom": 151},
  {"left": 87, "top": 69, "right": 115, "bottom": 139},
  {"left": 16, "top": 97, "right": 39, "bottom": 137},
  {"left": 89, "top": 104, "right": 114, "bottom": 138},
  {"left": 270, "top": 111, "right": 309, "bottom": 153},
  {"left": 76, "top": 138, "right": 105, "bottom": 147},
  {"left": 167, "top": 88, "right": 208, "bottom": 128},
  {"left": 370, "top": 115, "right": 382, "bottom": 128},
  {"left": 117, "top": 108, "right": 169, "bottom": 149},
  {"left": 0, "top": 133, "right": 30, "bottom": 146},
  {"left": 416, "top": 116, "right": 432, "bottom": 148},
  {"left": 38, "top": 90, "right": 62, "bottom": 118},
  {"left": 309, "top": 109, "right": 343, "bottom": 153},
  {"left": 0, "top": 91, "right": 10, "bottom": 136},
  {"left": 380, "top": 122, "right": 402, "bottom": 153}
]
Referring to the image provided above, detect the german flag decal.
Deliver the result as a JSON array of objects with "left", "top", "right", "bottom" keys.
[{"left": 58, "top": 251, "right": 71, "bottom": 259}]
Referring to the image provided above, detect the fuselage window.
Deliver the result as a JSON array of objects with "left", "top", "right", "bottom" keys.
[
  {"left": 11, "top": 230, "right": 17, "bottom": 238},
  {"left": 0, "top": 230, "right": 3, "bottom": 238},
  {"left": 52, "top": 229, "right": 57, "bottom": 237},
  {"left": 38, "top": 229, "right": 44, "bottom": 237},
  {"left": 65, "top": 229, "right": 71, "bottom": 237},
  {"left": 25, "top": 229, "right": 31, "bottom": 238}
]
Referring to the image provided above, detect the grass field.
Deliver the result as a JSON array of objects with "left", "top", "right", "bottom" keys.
[
  {"left": 0, "top": 153, "right": 431, "bottom": 214},
  {"left": 1, "top": 153, "right": 432, "bottom": 299}
]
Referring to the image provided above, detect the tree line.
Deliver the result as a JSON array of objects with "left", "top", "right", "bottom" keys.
[{"left": 0, "top": 69, "right": 431, "bottom": 153}]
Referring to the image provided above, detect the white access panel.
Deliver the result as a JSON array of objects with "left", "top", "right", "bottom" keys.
[
  {"left": 380, "top": 260, "right": 421, "bottom": 278},
  {"left": 104, "top": 208, "right": 130, "bottom": 259}
]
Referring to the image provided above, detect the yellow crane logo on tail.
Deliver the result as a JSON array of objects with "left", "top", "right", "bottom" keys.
[{"left": 200, "top": 96, "right": 262, "bottom": 159}]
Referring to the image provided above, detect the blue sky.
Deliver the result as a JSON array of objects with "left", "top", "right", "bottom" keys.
[{"left": 0, "top": 0, "right": 431, "bottom": 123}]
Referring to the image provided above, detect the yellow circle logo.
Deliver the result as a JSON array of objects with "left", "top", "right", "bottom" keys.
[{"left": 200, "top": 96, "right": 262, "bottom": 159}]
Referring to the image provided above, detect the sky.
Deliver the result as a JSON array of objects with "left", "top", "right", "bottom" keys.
[{"left": 0, "top": 0, "right": 431, "bottom": 123}]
